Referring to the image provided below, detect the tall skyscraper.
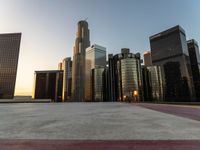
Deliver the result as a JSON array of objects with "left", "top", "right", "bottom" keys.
[
  {"left": 72, "top": 21, "right": 90, "bottom": 102},
  {"left": 33, "top": 70, "right": 63, "bottom": 102},
  {"left": 143, "top": 51, "right": 152, "bottom": 66},
  {"left": 62, "top": 57, "right": 72, "bottom": 102},
  {"left": 85, "top": 44, "right": 106, "bottom": 101},
  {"left": 150, "top": 25, "right": 194, "bottom": 101},
  {"left": 187, "top": 39, "right": 200, "bottom": 100},
  {"left": 0, "top": 33, "right": 21, "bottom": 99}
]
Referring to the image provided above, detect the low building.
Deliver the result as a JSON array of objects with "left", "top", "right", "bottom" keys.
[{"left": 32, "top": 70, "right": 63, "bottom": 102}]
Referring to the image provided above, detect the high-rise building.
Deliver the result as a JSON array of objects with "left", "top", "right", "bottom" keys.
[
  {"left": 142, "top": 66, "right": 164, "bottom": 101},
  {"left": 85, "top": 44, "right": 106, "bottom": 101},
  {"left": 58, "top": 62, "right": 63, "bottom": 70},
  {"left": 62, "top": 57, "right": 72, "bottom": 102},
  {"left": 0, "top": 33, "right": 21, "bottom": 99},
  {"left": 102, "top": 65, "right": 109, "bottom": 102},
  {"left": 142, "top": 66, "right": 152, "bottom": 101},
  {"left": 106, "top": 54, "right": 116, "bottom": 102},
  {"left": 143, "top": 51, "right": 152, "bottom": 66},
  {"left": 150, "top": 25, "right": 194, "bottom": 102},
  {"left": 92, "top": 66, "right": 105, "bottom": 102},
  {"left": 72, "top": 21, "right": 90, "bottom": 102},
  {"left": 187, "top": 39, "right": 200, "bottom": 101},
  {"left": 33, "top": 70, "right": 63, "bottom": 102},
  {"left": 114, "top": 49, "right": 143, "bottom": 102}
]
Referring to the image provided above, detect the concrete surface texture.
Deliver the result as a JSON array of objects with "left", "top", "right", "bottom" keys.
[{"left": 0, "top": 102, "right": 200, "bottom": 140}]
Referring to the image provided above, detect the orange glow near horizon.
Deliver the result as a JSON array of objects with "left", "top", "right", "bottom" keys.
[{"left": 15, "top": 88, "right": 32, "bottom": 96}]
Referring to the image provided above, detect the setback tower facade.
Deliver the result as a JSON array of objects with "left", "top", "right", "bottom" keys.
[{"left": 72, "top": 21, "right": 90, "bottom": 101}]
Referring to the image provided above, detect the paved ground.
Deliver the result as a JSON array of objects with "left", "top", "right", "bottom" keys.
[
  {"left": 0, "top": 102, "right": 200, "bottom": 149},
  {"left": 0, "top": 102, "right": 200, "bottom": 140}
]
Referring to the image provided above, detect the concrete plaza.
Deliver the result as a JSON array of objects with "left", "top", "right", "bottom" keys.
[{"left": 0, "top": 102, "right": 200, "bottom": 140}]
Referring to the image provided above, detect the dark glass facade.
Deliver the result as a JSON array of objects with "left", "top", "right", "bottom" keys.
[
  {"left": 150, "top": 25, "right": 194, "bottom": 102},
  {"left": 0, "top": 33, "right": 21, "bottom": 99},
  {"left": 142, "top": 66, "right": 152, "bottom": 101},
  {"left": 33, "top": 70, "right": 63, "bottom": 102},
  {"left": 187, "top": 40, "right": 200, "bottom": 101},
  {"left": 107, "top": 54, "right": 116, "bottom": 102}
]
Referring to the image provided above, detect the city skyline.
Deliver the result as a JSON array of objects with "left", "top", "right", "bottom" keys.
[{"left": 0, "top": 0, "right": 199, "bottom": 95}]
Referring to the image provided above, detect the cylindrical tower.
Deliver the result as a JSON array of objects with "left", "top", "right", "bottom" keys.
[{"left": 72, "top": 21, "right": 90, "bottom": 101}]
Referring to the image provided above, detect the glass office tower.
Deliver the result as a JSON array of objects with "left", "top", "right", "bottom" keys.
[
  {"left": 62, "top": 57, "right": 72, "bottom": 102},
  {"left": 114, "top": 49, "right": 143, "bottom": 102},
  {"left": 150, "top": 25, "right": 194, "bottom": 102},
  {"left": 72, "top": 21, "right": 90, "bottom": 102},
  {"left": 0, "top": 33, "right": 21, "bottom": 99},
  {"left": 148, "top": 66, "right": 164, "bottom": 101},
  {"left": 33, "top": 70, "right": 63, "bottom": 102},
  {"left": 92, "top": 66, "right": 105, "bottom": 102},
  {"left": 85, "top": 44, "right": 106, "bottom": 101},
  {"left": 103, "top": 54, "right": 118, "bottom": 102},
  {"left": 187, "top": 39, "right": 200, "bottom": 101}
]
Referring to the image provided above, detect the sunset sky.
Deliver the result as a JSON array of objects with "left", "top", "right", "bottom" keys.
[{"left": 0, "top": 0, "right": 199, "bottom": 96}]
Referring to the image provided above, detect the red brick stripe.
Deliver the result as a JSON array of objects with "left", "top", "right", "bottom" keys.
[
  {"left": 0, "top": 140, "right": 199, "bottom": 150},
  {"left": 136, "top": 103, "right": 200, "bottom": 121}
]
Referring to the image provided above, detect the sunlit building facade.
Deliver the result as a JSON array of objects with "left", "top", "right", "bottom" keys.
[
  {"left": 58, "top": 62, "right": 63, "bottom": 70},
  {"left": 150, "top": 25, "right": 194, "bottom": 102},
  {"left": 143, "top": 51, "right": 152, "bottom": 66},
  {"left": 33, "top": 70, "right": 63, "bottom": 102},
  {"left": 62, "top": 57, "right": 72, "bottom": 102},
  {"left": 114, "top": 49, "right": 143, "bottom": 102},
  {"left": 187, "top": 39, "right": 200, "bottom": 101},
  {"left": 72, "top": 21, "right": 90, "bottom": 102},
  {"left": 85, "top": 44, "right": 106, "bottom": 101},
  {"left": 0, "top": 33, "right": 21, "bottom": 99}
]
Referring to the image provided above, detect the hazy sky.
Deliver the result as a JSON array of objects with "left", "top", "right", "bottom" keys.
[{"left": 0, "top": 0, "right": 199, "bottom": 95}]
